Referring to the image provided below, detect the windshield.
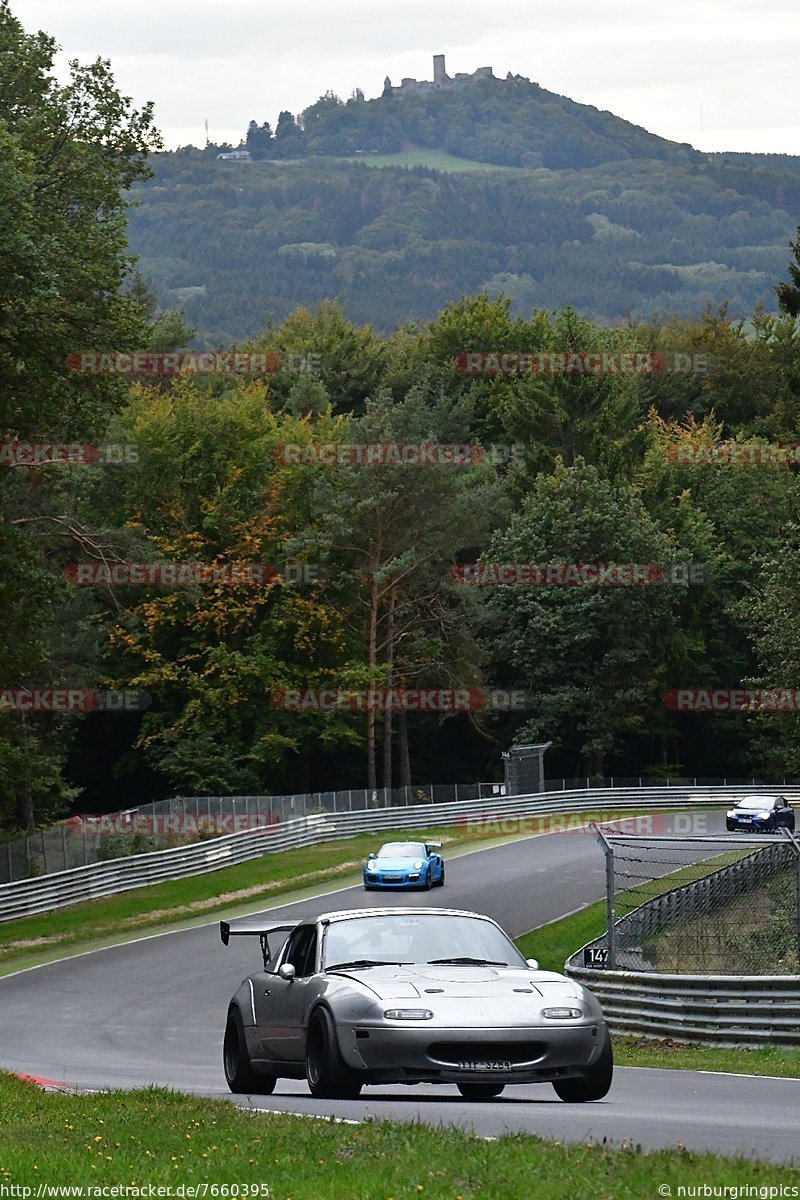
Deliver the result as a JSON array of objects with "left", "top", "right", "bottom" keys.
[
  {"left": 376, "top": 842, "right": 426, "bottom": 858},
  {"left": 736, "top": 797, "right": 777, "bottom": 811},
  {"left": 322, "top": 912, "right": 526, "bottom": 970}
]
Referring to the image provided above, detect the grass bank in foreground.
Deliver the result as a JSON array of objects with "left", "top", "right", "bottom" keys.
[{"left": 2, "top": 1073, "right": 795, "bottom": 1195}]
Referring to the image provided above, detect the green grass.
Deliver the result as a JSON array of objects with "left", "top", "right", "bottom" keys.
[
  {"left": 0, "top": 825, "right": 460, "bottom": 974},
  {"left": 2, "top": 1073, "right": 796, "bottom": 1193},
  {"left": 0, "top": 807, "right": 678, "bottom": 975},
  {"left": 517, "top": 853, "right": 800, "bottom": 1078},
  {"left": 614, "top": 1036, "right": 800, "bottom": 1077},
  {"left": 343, "top": 148, "right": 524, "bottom": 173},
  {"left": 517, "top": 847, "right": 749, "bottom": 973}
]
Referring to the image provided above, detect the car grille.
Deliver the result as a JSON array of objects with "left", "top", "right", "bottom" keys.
[{"left": 428, "top": 1041, "right": 546, "bottom": 1066}]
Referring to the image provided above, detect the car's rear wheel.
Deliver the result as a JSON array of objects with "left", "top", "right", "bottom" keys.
[
  {"left": 306, "top": 1007, "right": 363, "bottom": 1099},
  {"left": 436, "top": 864, "right": 445, "bottom": 887},
  {"left": 552, "top": 1030, "right": 613, "bottom": 1102},
  {"left": 223, "top": 1008, "right": 276, "bottom": 1094},
  {"left": 456, "top": 1081, "right": 505, "bottom": 1099}
]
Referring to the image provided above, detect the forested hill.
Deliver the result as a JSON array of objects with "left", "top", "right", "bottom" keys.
[
  {"left": 239, "top": 73, "right": 702, "bottom": 169},
  {"left": 126, "top": 74, "right": 800, "bottom": 345}
]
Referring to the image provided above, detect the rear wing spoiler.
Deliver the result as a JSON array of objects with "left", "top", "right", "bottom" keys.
[{"left": 220, "top": 919, "right": 298, "bottom": 968}]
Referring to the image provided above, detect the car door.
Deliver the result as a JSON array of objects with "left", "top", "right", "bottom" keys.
[
  {"left": 426, "top": 844, "right": 443, "bottom": 881},
  {"left": 255, "top": 924, "right": 319, "bottom": 1064}
]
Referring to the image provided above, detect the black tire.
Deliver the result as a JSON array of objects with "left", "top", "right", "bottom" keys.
[
  {"left": 423, "top": 867, "right": 432, "bottom": 890},
  {"left": 436, "top": 864, "right": 445, "bottom": 887},
  {"left": 456, "top": 1081, "right": 505, "bottom": 1100},
  {"left": 223, "top": 1008, "right": 276, "bottom": 1095},
  {"left": 552, "top": 1030, "right": 613, "bottom": 1102},
  {"left": 306, "top": 1007, "right": 363, "bottom": 1099}
]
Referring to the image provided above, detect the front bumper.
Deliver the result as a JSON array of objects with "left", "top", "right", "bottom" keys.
[
  {"left": 726, "top": 818, "right": 771, "bottom": 831},
  {"left": 336, "top": 1020, "right": 605, "bottom": 1083},
  {"left": 363, "top": 872, "right": 427, "bottom": 888}
]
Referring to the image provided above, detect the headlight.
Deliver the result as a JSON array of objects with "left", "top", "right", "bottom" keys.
[
  {"left": 726, "top": 811, "right": 736, "bottom": 818},
  {"left": 383, "top": 1008, "right": 433, "bottom": 1020},
  {"left": 413, "top": 860, "right": 423, "bottom": 869},
  {"left": 757, "top": 811, "right": 771, "bottom": 820},
  {"left": 366, "top": 861, "right": 377, "bottom": 872},
  {"left": 542, "top": 1007, "right": 582, "bottom": 1019}
]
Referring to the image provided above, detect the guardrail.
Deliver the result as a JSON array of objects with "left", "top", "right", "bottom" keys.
[
  {"left": 564, "top": 965, "right": 800, "bottom": 1045},
  {"left": 2, "top": 783, "right": 797, "bottom": 923},
  {"left": 565, "top": 835, "right": 800, "bottom": 1045}
]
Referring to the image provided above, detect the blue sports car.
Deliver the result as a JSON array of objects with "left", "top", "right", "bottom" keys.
[{"left": 363, "top": 840, "right": 445, "bottom": 889}]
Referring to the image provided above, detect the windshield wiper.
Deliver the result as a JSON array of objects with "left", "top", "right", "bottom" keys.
[
  {"left": 426, "top": 956, "right": 508, "bottom": 966},
  {"left": 325, "top": 959, "right": 411, "bottom": 972}
]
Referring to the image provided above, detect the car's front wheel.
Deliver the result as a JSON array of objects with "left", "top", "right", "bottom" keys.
[
  {"left": 306, "top": 1007, "right": 363, "bottom": 1099},
  {"left": 223, "top": 1008, "right": 276, "bottom": 1095},
  {"left": 552, "top": 1030, "right": 613, "bottom": 1102},
  {"left": 456, "top": 1081, "right": 505, "bottom": 1099}
]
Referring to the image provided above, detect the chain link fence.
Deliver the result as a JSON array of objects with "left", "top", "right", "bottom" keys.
[
  {"left": 593, "top": 826, "right": 800, "bottom": 974},
  {"left": 1, "top": 775, "right": 797, "bottom": 885},
  {"left": 0, "top": 781, "right": 507, "bottom": 883}
]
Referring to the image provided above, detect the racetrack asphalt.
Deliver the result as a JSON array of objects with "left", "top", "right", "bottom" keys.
[{"left": 1, "top": 812, "right": 797, "bottom": 1163}]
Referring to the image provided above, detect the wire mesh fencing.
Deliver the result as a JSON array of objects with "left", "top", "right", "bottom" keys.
[
  {"left": 593, "top": 826, "right": 800, "bottom": 974},
  {"left": 0, "top": 781, "right": 506, "bottom": 883}
]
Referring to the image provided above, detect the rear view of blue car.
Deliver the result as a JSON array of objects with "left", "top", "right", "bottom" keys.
[{"left": 363, "top": 839, "right": 445, "bottom": 889}]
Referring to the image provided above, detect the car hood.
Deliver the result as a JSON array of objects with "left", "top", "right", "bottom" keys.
[
  {"left": 368, "top": 856, "right": 425, "bottom": 869},
  {"left": 333, "top": 964, "right": 582, "bottom": 1001}
]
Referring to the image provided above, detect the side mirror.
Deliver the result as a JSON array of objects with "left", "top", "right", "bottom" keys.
[
  {"left": 368, "top": 852, "right": 376, "bottom": 859},
  {"left": 278, "top": 963, "right": 296, "bottom": 981},
  {"left": 526, "top": 958, "right": 539, "bottom": 971}
]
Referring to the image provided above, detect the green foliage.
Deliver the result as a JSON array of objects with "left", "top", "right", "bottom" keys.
[
  {"left": 0, "top": 2, "right": 161, "bottom": 831},
  {"left": 478, "top": 459, "right": 685, "bottom": 773},
  {"left": 125, "top": 151, "right": 797, "bottom": 341},
  {"left": 776, "top": 226, "right": 800, "bottom": 316}
]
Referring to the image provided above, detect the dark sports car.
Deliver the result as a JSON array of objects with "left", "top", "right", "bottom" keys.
[
  {"left": 363, "top": 840, "right": 445, "bottom": 889},
  {"left": 725, "top": 795, "right": 795, "bottom": 833},
  {"left": 221, "top": 906, "right": 613, "bottom": 1103}
]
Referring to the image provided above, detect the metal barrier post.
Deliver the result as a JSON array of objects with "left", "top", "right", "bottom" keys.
[
  {"left": 785, "top": 827, "right": 800, "bottom": 966},
  {"left": 591, "top": 823, "right": 616, "bottom": 969}
]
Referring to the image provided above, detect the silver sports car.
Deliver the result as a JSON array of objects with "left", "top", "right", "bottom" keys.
[{"left": 221, "top": 906, "right": 612, "bottom": 1102}]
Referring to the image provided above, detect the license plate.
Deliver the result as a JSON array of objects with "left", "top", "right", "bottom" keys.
[{"left": 458, "top": 1060, "right": 512, "bottom": 1072}]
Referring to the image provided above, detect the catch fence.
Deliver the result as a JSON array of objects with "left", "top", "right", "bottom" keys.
[{"left": 1, "top": 775, "right": 793, "bottom": 884}]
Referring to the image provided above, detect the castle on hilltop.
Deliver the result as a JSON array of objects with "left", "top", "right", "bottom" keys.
[{"left": 383, "top": 54, "right": 496, "bottom": 97}]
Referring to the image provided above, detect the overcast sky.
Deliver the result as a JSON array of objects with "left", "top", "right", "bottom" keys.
[{"left": 13, "top": 0, "right": 800, "bottom": 155}]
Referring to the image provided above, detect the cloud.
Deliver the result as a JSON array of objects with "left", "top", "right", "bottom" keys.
[{"left": 13, "top": 0, "right": 800, "bottom": 152}]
